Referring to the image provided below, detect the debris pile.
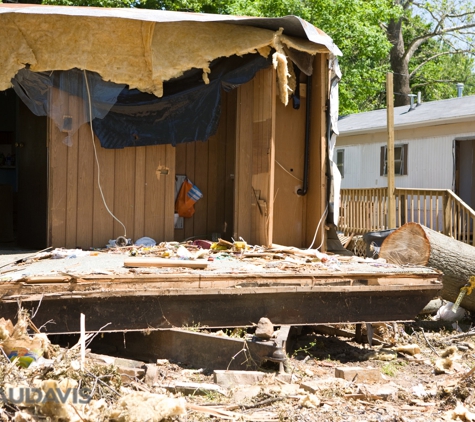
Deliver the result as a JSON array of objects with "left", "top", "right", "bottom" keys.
[{"left": 0, "top": 310, "right": 473, "bottom": 420}]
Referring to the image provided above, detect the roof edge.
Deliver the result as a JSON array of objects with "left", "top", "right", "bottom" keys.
[{"left": 339, "top": 115, "right": 475, "bottom": 137}]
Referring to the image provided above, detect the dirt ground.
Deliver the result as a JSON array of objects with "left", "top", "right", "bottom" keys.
[
  {"left": 174, "top": 320, "right": 475, "bottom": 421},
  {"left": 1, "top": 313, "right": 475, "bottom": 421}
]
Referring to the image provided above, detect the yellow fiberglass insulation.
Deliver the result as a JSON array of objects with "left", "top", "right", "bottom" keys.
[{"left": 0, "top": 14, "right": 328, "bottom": 104}]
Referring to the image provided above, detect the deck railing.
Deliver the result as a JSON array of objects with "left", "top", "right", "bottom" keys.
[{"left": 339, "top": 188, "right": 475, "bottom": 245}]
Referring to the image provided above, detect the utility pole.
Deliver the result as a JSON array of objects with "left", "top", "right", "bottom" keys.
[{"left": 386, "top": 72, "right": 396, "bottom": 229}]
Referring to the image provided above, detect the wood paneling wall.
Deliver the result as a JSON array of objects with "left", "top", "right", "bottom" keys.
[
  {"left": 48, "top": 54, "right": 328, "bottom": 249},
  {"left": 234, "top": 67, "right": 276, "bottom": 246},
  {"left": 305, "top": 54, "right": 328, "bottom": 249},
  {"left": 234, "top": 56, "right": 328, "bottom": 248},
  {"left": 174, "top": 90, "right": 236, "bottom": 242},
  {"left": 48, "top": 91, "right": 175, "bottom": 248}
]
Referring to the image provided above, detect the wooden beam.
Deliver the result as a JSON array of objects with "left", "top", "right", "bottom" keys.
[
  {"left": 124, "top": 257, "right": 208, "bottom": 269},
  {"left": 0, "top": 284, "right": 440, "bottom": 333},
  {"left": 386, "top": 72, "right": 396, "bottom": 229}
]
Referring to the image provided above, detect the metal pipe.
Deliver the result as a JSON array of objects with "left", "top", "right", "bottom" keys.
[{"left": 297, "top": 74, "right": 312, "bottom": 196}]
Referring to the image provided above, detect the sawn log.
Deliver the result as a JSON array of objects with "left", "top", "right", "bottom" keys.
[{"left": 379, "top": 222, "right": 475, "bottom": 312}]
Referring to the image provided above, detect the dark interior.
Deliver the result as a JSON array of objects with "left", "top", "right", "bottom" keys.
[{"left": 0, "top": 89, "right": 47, "bottom": 250}]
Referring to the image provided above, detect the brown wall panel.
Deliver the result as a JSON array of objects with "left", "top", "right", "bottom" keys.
[
  {"left": 133, "top": 147, "right": 146, "bottom": 239},
  {"left": 273, "top": 94, "right": 307, "bottom": 247},
  {"left": 75, "top": 124, "right": 95, "bottom": 247},
  {"left": 174, "top": 91, "right": 236, "bottom": 242},
  {"left": 65, "top": 96, "right": 79, "bottom": 247},
  {"left": 48, "top": 91, "right": 175, "bottom": 248},
  {"left": 113, "top": 148, "right": 136, "bottom": 240},
  {"left": 305, "top": 54, "right": 328, "bottom": 249}
]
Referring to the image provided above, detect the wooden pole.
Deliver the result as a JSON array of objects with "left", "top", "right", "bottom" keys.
[{"left": 386, "top": 73, "right": 396, "bottom": 229}]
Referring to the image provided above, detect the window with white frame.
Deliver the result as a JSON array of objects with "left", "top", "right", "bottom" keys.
[
  {"left": 380, "top": 144, "right": 408, "bottom": 176},
  {"left": 336, "top": 149, "right": 344, "bottom": 178}
]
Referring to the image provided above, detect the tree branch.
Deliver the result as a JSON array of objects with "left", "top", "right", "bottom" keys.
[
  {"left": 404, "top": 20, "right": 475, "bottom": 63},
  {"left": 409, "top": 49, "right": 474, "bottom": 78},
  {"left": 411, "top": 78, "right": 463, "bottom": 89}
]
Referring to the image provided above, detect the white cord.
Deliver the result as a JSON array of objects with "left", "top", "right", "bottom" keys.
[
  {"left": 307, "top": 203, "right": 328, "bottom": 251},
  {"left": 275, "top": 159, "right": 303, "bottom": 183},
  {"left": 83, "top": 70, "right": 127, "bottom": 237}
]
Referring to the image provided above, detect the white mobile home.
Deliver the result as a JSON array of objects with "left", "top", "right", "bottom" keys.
[{"left": 336, "top": 95, "right": 475, "bottom": 210}]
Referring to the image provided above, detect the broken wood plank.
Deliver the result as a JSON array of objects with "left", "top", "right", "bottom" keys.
[
  {"left": 91, "top": 328, "right": 281, "bottom": 371},
  {"left": 22, "top": 276, "right": 72, "bottom": 284},
  {"left": 0, "top": 282, "right": 441, "bottom": 333},
  {"left": 124, "top": 257, "right": 209, "bottom": 269}
]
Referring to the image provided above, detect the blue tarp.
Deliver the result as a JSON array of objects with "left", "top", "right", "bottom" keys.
[{"left": 12, "top": 53, "right": 272, "bottom": 149}]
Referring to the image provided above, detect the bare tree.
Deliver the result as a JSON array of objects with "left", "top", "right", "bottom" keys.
[{"left": 386, "top": 0, "right": 475, "bottom": 106}]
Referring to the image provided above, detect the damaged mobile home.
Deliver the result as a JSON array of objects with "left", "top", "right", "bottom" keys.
[{"left": 0, "top": 5, "right": 441, "bottom": 334}]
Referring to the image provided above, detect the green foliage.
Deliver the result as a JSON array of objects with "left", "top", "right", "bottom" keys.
[
  {"left": 38, "top": 0, "right": 475, "bottom": 113},
  {"left": 42, "top": 0, "right": 134, "bottom": 7},
  {"left": 381, "top": 360, "right": 406, "bottom": 377}
]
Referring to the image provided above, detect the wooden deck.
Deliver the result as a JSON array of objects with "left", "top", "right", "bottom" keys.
[
  {"left": 0, "top": 256, "right": 442, "bottom": 334},
  {"left": 339, "top": 187, "right": 475, "bottom": 245}
]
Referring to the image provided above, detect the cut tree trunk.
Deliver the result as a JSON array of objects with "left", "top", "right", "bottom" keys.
[{"left": 379, "top": 222, "right": 475, "bottom": 312}]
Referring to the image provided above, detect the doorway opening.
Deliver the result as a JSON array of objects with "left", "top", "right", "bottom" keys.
[{"left": 0, "top": 89, "right": 47, "bottom": 252}]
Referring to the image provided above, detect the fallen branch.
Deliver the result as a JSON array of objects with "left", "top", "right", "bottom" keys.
[
  {"left": 419, "top": 328, "right": 440, "bottom": 357},
  {"left": 445, "top": 330, "right": 475, "bottom": 342},
  {"left": 240, "top": 396, "right": 285, "bottom": 409}
]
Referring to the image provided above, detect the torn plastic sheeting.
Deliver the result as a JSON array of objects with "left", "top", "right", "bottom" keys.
[
  {"left": 12, "top": 53, "right": 271, "bottom": 148},
  {"left": 12, "top": 68, "right": 125, "bottom": 147}
]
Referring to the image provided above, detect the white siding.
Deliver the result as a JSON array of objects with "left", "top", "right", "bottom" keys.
[{"left": 334, "top": 132, "right": 475, "bottom": 190}]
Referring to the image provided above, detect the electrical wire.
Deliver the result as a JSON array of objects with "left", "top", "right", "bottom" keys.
[
  {"left": 275, "top": 159, "right": 304, "bottom": 183},
  {"left": 307, "top": 203, "right": 328, "bottom": 251},
  {"left": 83, "top": 70, "right": 127, "bottom": 238}
]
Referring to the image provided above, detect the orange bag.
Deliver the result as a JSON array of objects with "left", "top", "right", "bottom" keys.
[{"left": 175, "top": 179, "right": 202, "bottom": 218}]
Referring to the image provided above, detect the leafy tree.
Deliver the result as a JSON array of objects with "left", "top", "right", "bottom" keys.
[
  {"left": 208, "top": 0, "right": 399, "bottom": 114},
  {"left": 386, "top": 1, "right": 475, "bottom": 106}
]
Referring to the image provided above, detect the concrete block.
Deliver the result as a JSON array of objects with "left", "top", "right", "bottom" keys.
[
  {"left": 116, "top": 366, "right": 145, "bottom": 383},
  {"left": 276, "top": 373, "right": 297, "bottom": 384},
  {"left": 255, "top": 317, "right": 274, "bottom": 339},
  {"left": 144, "top": 364, "right": 160, "bottom": 386},
  {"left": 263, "top": 384, "right": 301, "bottom": 396},
  {"left": 335, "top": 366, "right": 382, "bottom": 383},
  {"left": 214, "top": 370, "right": 266, "bottom": 388}
]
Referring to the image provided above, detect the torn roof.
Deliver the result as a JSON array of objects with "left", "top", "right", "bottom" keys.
[{"left": 0, "top": 4, "right": 341, "bottom": 99}]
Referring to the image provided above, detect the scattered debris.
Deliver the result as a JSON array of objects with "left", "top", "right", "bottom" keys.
[
  {"left": 0, "top": 311, "right": 472, "bottom": 421},
  {"left": 255, "top": 317, "right": 274, "bottom": 340}
]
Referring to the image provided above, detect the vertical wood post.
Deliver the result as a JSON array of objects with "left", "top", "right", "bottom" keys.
[
  {"left": 443, "top": 191, "right": 451, "bottom": 236},
  {"left": 400, "top": 195, "right": 406, "bottom": 225},
  {"left": 386, "top": 73, "right": 396, "bottom": 229}
]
